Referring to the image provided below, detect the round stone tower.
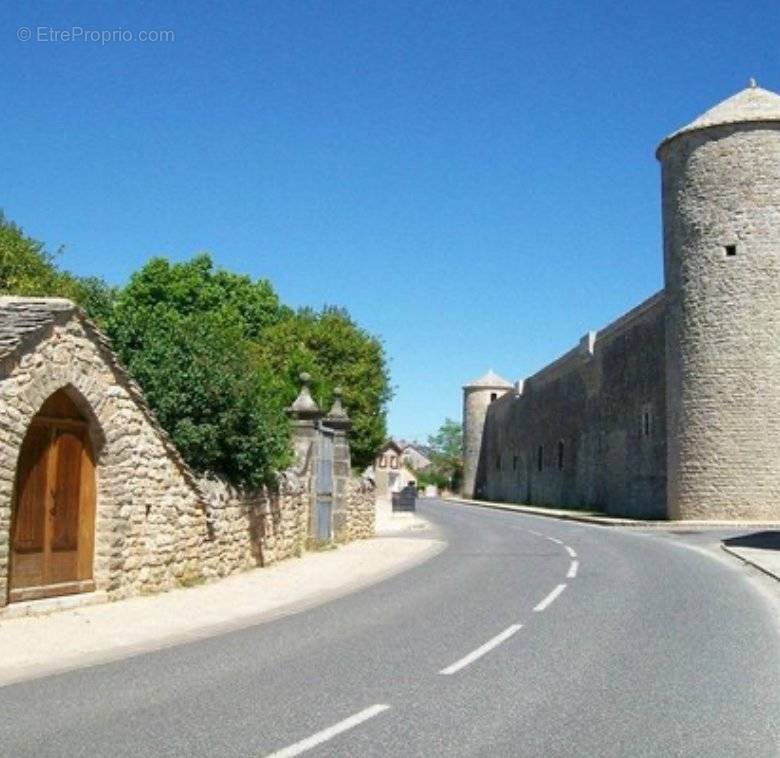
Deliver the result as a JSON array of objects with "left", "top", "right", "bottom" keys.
[
  {"left": 658, "top": 81, "right": 780, "bottom": 520},
  {"left": 462, "top": 370, "right": 512, "bottom": 498}
]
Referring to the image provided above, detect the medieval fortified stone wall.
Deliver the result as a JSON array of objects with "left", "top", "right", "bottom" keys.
[
  {"left": 0, "top": 299, "right": 374, "bottom": 610},
  {"left": 470, "top": 83, "right": 780, "bottom": 521},
  {"left": 478, "top": 293, "right": 667, "bottom": 518}
]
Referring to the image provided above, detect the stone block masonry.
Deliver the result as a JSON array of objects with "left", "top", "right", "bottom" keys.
[
  {"left": 468, "top": 83, "right": 780, "bottom": 522},
  {"left": 477, "top": 293, "right": 666, "bottom": 518},
  {"left": 0, "top": 298, "right": 375, "bottom": 609}
]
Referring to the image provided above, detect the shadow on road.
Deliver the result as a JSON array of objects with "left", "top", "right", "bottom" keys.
[{"left": 723, "top": 531, "right": 780, "bottom": 552}]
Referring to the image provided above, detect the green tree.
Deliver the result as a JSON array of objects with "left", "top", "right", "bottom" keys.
[
  {"left": 256, "top": 306, "right": 392, "bottom": 469},
  {"left": 0, "top": 213, "right": 77, "bottom": 298},
  {"left": 107, "top": 255, "right": 292, "bottom": 487},
  {"left": 113, "top": 308, "right": 288, "bottom": 487},
  {"left": 110, "top": 254, "right": 289, "bottom": 342},
  {"left": 423, "top": 418, "right": 463, "bottom": 491},
  {"left": 0, "top": 213, "right": 116, "bottom": 323},
  {"left": 1, "top": 217, "right": 391, "bottom": 482}
]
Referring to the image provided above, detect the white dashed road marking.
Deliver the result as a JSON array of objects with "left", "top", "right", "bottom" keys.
[
  {"left": 264, "top": 704, "right": 391, "bottom": 758},
  {"left": 546, "top": 536, "right": 563, "bottom": 545},
  {"left": 565, "top": 545, "right": 577, "bottom": 558},
  {"left": 439, "top": 624, "right": 523, "bottom": 675},
  {"left": 567, "top": 560, "right": 579, "bottom": 579},
  {"left": 534, "top": 583, "right": 567, "bottom": 612}
]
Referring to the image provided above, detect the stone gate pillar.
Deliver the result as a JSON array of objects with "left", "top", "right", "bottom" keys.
[
  {"left": 285, "top": 373, "right": 323, "bottom": 535},
  {"left": 323, "top": 388, "right": 352, "bottom": 542}
]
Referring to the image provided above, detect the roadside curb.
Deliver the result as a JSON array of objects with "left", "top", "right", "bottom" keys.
[
  {"left": 720, "top": 544, "right": 780, "bottom": 583},
  {"left": 443, "top": 496, "right": 780, "bottom": 531}
]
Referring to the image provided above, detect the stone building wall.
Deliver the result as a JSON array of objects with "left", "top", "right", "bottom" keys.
[
  {"left": 0, "top": 300, "right": 373, "bottom": 609},
  {"left": 477, "top": 292, "right": 667, "bottom": 518}
]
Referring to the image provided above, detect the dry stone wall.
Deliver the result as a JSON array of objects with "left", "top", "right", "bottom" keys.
[
  {"left": 345, "top": 477, "right": 376, "bottom": 540},
  {"left": 0, "top": 304, "right": 373, "bottom": 608}
]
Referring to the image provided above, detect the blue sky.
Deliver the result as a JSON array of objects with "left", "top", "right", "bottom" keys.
[{"left": 2, "top": 1, "right": 778, "bottom": 442}]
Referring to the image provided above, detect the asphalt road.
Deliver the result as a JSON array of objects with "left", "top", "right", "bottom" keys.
[{"left": 1, "top": 500, "right": 778, "bottom": 757}]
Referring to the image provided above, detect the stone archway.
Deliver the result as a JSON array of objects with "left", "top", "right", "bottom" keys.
[{"left": 8, "top": 389, "right": 97, "bottom": 602}]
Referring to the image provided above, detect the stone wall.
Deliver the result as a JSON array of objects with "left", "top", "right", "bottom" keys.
[
  {"left": 345, "top": 477, "right": 376, "bottom": 540},
  {"left": 198, "top": 474, "right": 309, "bottom": 573},
  {"left": 0, "top": 302, "right": 373, "bottom": 608},
  {"left": 477, "top": 292, "right": 667, "bottom": 518},
  {"left": 661, "top": 123, "right": 780, "bottom": 520}
]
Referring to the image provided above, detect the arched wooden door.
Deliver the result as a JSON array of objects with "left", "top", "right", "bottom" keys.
[{"left": 9, "top": 390, "right": 96, "bottom": 602}]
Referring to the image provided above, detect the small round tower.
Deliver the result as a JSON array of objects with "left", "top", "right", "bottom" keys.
[
  {"left": 462, "top": 370, "right": 512, "bottom": 498},
  {"left": 658, "top": 81, "right": 780, "bottom": 520}
]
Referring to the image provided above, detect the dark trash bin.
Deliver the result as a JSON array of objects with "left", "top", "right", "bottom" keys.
[{"left": 392, "top": 482, "right": 417, "bottom": 512}]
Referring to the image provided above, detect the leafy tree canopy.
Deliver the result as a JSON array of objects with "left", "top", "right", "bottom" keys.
[
  {"left": 415, "top": 418, "right": 463, "bottom": 491},
  {"left": 256, "top": 306, "right": 392, "bottom": 469},
  {"left": 109, "top": 254, "right": 289, "bottom": 344},
  {"left": 1, "top": 214, "right": 392, "bottom": 486},
  {"left": 107, "top": 255, "right": 292, "bottom": 486},
  {"left": 112, "top": 307, "right": 289, "bottom": 487},
  {"left": 0, "top": 213, "right": 117, "bottom": 324}
]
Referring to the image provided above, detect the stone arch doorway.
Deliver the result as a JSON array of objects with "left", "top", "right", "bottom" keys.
[{"left": 9, "top": 389, "right": 97, "bottom": 603}]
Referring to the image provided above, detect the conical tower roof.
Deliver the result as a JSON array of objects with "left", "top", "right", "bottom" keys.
[
  {"left": 658, "top": 80, "right": 780, "bottom": 157},
  {"left": 463, "top": 369, "right": 513, "bottom": 390}
]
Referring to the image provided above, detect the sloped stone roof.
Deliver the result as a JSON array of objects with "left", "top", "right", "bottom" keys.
[
  {"left": 463, "top": 369, "right": 513, "bottom": 389},
  {"left": 0, "top": 296, "right": 76, "bottom": 360},
  {"left": 658, "top": 82, "right": 780, "bottom": 156}
]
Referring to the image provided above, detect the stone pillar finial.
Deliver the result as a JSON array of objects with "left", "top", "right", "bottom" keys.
[
  {"left": 325, "top": 386, "right": 352, "bottom": 431},
  {"left": 286, "top": 372, "right": 322, "bottom": 420}
]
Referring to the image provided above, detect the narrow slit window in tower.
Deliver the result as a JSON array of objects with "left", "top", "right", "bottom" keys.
[
  {"left": 490, "top": 392, "right": 497, "bottom": 402},
  {"left": 537, "top": 445, "right": 543, "bottom": 472},
  {"left": 725, "top": 244, "right": 737, "bottom": 257},
  {"left": 641, "top": 403, "right": 653, "bottom": 437},
  {"left": 557, "top": 440, "right": 564, "bottom": 470}
]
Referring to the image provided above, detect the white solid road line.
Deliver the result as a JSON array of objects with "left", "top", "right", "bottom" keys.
[
  {"left": 439, "top": 624, "right": 523, "bottom": 675},
  {"left": 534, "top": 583, "right": 567, "bottom": 612},
  {"left": 565, "top": 545, "right": 577, "bottom": 558},
  {"left": 264, "top": 704, "right": 391, "bottom": 758},
  {"left": 567, "top": 560, "right": 579, "bottom": 579}
]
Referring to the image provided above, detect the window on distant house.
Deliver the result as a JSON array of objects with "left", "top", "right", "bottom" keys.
[
  {"left": 390, "top": 456, "right": 398, "bottom": 469},
  {"left": 490, "top": 393, "right": 497, "bottom": 402},
  {"left": 379, "top": 455, "right": 387, "bottom": 468}
]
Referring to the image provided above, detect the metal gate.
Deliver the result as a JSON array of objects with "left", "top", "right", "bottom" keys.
[{"left": 315, "top": 429, "right": 334, "bottom": 540}]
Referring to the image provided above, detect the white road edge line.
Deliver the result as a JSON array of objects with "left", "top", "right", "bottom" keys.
[
  {"left": 263, "top": 704, "right": 391, "bottom": 758},
  {"left": 567, "top": 560, "right": 579, "bottom": 579},
  {"left": 546, "top": 536, "right": 563, "bottom": 545},
  {"left": 565, "top": 545, "right": 577, "bottom": 558},
  {"left": 439, "top": 624, "right": 523, "bottom": 675},
  {"left": 534, "top": 583, "right": 567, "bottom": 612}
]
